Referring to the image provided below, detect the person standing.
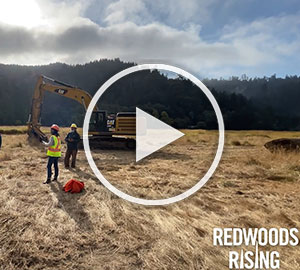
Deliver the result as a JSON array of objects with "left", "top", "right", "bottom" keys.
[
  {"left": 64, "top": 123, "right": 80, "bottom": 168},
  {"left": 43, "top": 124, "right": 61, "bottom": 184},
  {"left": 0, "top": 133, "right": 2, "bottom": 149}
]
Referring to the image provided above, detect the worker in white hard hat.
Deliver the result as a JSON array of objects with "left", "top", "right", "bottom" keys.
[{"left": 64, "top": 123, "right": 80, "bottom": 168}]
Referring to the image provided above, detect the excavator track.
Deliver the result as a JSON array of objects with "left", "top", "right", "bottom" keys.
[{"left": 78, "top": 136, "right": 136, "bottom": 150}]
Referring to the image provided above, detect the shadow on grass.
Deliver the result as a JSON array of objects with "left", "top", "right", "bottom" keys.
[
  {"left": 138, "top": 151, "right": 192, "bottom": 165},
  {"left": 50, "top": 181, "right": 93, "bottom": 231},
  {"left": 71, "top": 167, "right": 102, "bottom": 185}
]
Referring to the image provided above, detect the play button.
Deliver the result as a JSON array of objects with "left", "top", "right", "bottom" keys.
[{"left": 136, "top": 107, "right": 185, "bottom": 162}]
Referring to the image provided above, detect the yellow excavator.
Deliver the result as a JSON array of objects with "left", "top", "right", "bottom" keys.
[{"left": 27, "top": 75, "right": 136, "bottom": 149}]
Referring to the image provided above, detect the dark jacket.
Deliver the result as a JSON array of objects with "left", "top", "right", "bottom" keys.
[{"left": 65, "top": 131, "right": 80, "bottom": 150}]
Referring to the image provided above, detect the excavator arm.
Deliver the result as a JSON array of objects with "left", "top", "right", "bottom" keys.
[{"left": 27, "top": 75, "right": 98, "bottom": 141}]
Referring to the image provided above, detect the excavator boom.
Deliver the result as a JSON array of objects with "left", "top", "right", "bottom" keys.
[{"left": 28, "top": 75, "right": 98, "bottom": 141}]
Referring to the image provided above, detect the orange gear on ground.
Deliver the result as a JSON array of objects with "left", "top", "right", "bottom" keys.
[{"left": 63, "top": 179, "right": 84, "bottom": 193}]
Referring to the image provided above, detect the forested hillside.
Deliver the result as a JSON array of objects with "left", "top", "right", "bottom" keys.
[{"left": 0, "top": 59, "right": 299, "bottom": 130}]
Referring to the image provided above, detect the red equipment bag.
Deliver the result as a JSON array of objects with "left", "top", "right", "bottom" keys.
[{"left": 63, "top": 179, "right": 84, "bottom": 193}]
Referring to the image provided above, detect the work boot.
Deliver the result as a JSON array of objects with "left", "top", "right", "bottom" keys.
[
  {"left": 43, "top": 179, "right": 51, "bottom": 184},
  {"left": 52, "top": 177, "right": 58, "bottom": 182}
]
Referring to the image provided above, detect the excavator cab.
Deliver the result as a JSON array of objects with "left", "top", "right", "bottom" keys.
[
  {"left": 89, "top": 111, "right": 109, "bottom": 133},
  {"left": 88, "top": 111, "right": 136, "bottom": 135}
]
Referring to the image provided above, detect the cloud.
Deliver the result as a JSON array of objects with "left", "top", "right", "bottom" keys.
[
  {"left": 104, "top": 0, "right": 147, "bottom": 25},
  {"left": 103, "top": 0, "right": 217, "bottom": 28},
  {"left": 0, "top": 0, "right": 299, "bottom": 77},
  {"left": 0, "top": 21, "right": 242, "bottom": 73},
  {"left": 220, "top": 13, "right": 300, "bottom": 69}
]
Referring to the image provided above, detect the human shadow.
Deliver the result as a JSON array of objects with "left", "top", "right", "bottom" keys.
[
  {"left": 50, "top": 181, "right": 93, "bottom": 231},
  {"left": 70, "top": 167, "right": 101, "bottom": 185},
  {"left": 138, "top": 151, "right": 192, "bottom": 165},
  {"left": 150, "top": 151, "right": 191, "bottom": 160}
]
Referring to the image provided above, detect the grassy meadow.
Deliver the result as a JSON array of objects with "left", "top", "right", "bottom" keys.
[{"left": 0, "top": 126, "right": 300, "bottom": 269}]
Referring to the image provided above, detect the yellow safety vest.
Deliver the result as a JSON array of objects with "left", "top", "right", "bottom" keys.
[{"left": 47, "top": 135, "right": 61, "bottom": 157}]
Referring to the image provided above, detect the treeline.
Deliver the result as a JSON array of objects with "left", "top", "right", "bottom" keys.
[{"left": 0, "top": 59, "right": 299, "bottom": 130}]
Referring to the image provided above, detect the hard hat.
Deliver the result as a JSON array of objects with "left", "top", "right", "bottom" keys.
[
  {"left": 71, "top": 123, "right": 77, "bottom": 128},
  {"left": 51, "top": 124, "right": 60, "bottom": 131}
]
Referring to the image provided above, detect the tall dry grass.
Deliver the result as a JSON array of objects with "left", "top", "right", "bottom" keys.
[{"left": 0, "top": 129, "right": 299, "bottom": 269}]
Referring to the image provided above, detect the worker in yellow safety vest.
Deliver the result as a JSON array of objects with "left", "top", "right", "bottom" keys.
[{"left": 42, "top": 124, "right": 61, "bottom": 184}]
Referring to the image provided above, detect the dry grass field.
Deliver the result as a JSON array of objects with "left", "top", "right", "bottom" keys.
[{"left": 0, "top": 127, "right": 300, "bottom": 270}]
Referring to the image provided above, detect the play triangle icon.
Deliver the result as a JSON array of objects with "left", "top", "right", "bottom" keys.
[{"left": 136, "top": 107, "right": 185, "bottom": 162}]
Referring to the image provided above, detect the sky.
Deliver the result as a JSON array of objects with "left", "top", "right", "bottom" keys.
[{"left": 0, "top": 0, "right": 299, "bottom": 78}]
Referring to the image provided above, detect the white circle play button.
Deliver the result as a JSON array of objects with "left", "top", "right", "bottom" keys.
[{"left": 83, "top": 64, "right": 225, "bottom": 206}]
